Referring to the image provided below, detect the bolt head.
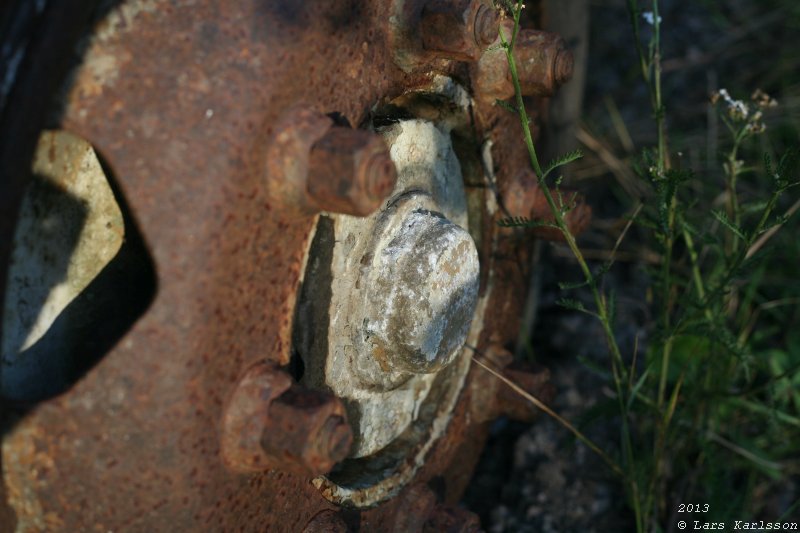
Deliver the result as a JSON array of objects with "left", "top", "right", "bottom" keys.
[
  {"left": 554, "top": 48, "right": 574, "bottom": 85},
  {"left": 307, "top": 127, "right": 398, "bottom": 216},
  {"left": 474, "top": 4, "right": 499, "bottom": 47},
  {"left": 420, "top": 0, "right": 497, "bottom": 62},
  {"left": 363, "top": 209, "right": 479, "bottom": 375}
]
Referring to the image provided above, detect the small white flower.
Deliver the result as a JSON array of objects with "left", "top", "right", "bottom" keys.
[
  {"left": 642, "top": 11, "right": 662, "bottom": 25},
  {"left": 714, "top": 88, "right": 749, "bottom": 121}
]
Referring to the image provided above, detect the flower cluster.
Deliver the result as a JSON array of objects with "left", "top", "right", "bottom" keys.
[{"left": 710, "top": 88, "right": 778, "bottom": 135}]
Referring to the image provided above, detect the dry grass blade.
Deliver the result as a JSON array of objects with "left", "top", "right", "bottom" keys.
[
  {"left": 706, "top": 430, "right": 784, "bottom": 472},
  {"left": 608, "top": 203, "right": 644, "bottom": 268},
  {"left": 472, "top": 355, "right": 626, "bottom": 480},
  {"left": 576, "top": 126, "right": 651, "bottom": 200},
  {"left": 746, "top": 197, "right": 800, "bottom": 259}
]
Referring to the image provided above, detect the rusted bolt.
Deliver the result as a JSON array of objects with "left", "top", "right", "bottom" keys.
[
  {"left": 514, "top": 28, "right": 574, "bottom": 96},
  {"left": 220, "top": 362, "right": 353, "bottom": 476},
  {"left": 266, "top": 108, "right": 397, "bottom": 217},
  {"left": 361, "top": 208, "right": 480, "bottom": 378},
  {"left": 307, "top": 127, "right": 398, "bottom": 216},
  {"left": 302, "top": 510, "right": 349, "bottom": 533},
  {"left": 500, "top": 169, "right": 591, "bottom": 241},
  {"left": 420, "top": 0, "right": 499, "bottom": 62},
  {"left": 473, "top": 20, "right": 573, "bottom": 103}
]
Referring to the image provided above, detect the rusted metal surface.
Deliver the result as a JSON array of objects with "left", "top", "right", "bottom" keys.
[
  {"left": 0, "top": 0, "right": 580, "bottom": 530},
  {"left": 220, "top": 362, "right": 352, "bottom": 476},
  {"left": 419, "top": 0, "right": 499, "bottom": 62}
]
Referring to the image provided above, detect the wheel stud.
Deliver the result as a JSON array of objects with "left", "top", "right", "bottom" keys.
[
  {"left": 220, "top": 362, "right": 353, "bottom": 476},
  {"left": 267, "top": 108, "right": 397, "bottom": 217},
  {"left": 420, "top": 0, "right": 499, "bottom": 62},
  {"left": 473, "top": 20, "right": 574, "bottom": 103}
]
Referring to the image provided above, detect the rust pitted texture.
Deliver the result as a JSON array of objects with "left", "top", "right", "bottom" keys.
[
  {"left": 3, "top": 1, "right": 409, "bottom": 529},
  {"left": 501, "top": 169, "right": 592, "bottom": 241},
  {"left": 0, "top": 0, "right": 559, "bottom": 529},
  {"left": 473, "top": 20, "right": 573, "bottom": 103},
  {"left": 307, "top": 126, "right": 398, "bottom": 216},
  {"left": 220, "top": 362, "right": 352, "bottom": 476},
  {"left": 420, "top": 0, "right": 499, "bottom": 62}
]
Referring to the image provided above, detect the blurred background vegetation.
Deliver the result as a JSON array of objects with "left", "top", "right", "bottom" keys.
[{"left": 466, "top": 1, "right": 800, "bottom": 530}]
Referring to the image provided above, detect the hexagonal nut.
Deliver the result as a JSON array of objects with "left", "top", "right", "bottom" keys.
[
  {"left": 220, "top": 362, "right": 293, "bottom": 473},
  {"left": 420, "top": 0, "right": 499, "bottom": 62},
  {"left": 307, "top": 127, "right": 397, "bottom": 217},
  {"left": 263, "top": 385, "right": 353, "bottom": 476},
  {"left": 473, "top": 21, "right": 573, "bottom": 103},
  {"left": 513, "top": 28, "right": 573, "bottom": 97},
  {"left": 220, "top": 362, "right": 353, "bottom": 477}
]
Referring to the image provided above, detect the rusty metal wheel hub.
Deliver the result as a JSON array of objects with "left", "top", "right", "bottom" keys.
[
  {"left": 0, "top": 0, "right": 578, "bottom": 529},
  {"left": 296, "top": 82, "right": 487, "bottom": 505}
]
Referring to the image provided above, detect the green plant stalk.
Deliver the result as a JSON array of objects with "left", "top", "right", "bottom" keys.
[
  {"left": 681, "top": 220, "right": 711, "bottom": 319},
  {"left": 725, "top": 131, "right": 746, "bottom": 255},
  {"left": 627, "top": 1, "right": 680, "bottom": 525},
  {"left": 501, "top": 3, "right": 642, "bottom": 529}
]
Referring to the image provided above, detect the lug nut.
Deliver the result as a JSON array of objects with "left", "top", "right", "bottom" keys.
[
  {"left": 473, "top": 20, "right": 573, "bottom": 103},
  {"left": 266, "top": 108, "right": 397, "bottom": 217},
  {"left": 220, "top": 362, "right": 353, "bottom": 476},
  {"left": 420, "top": 0, "right": 499, "bottom": 62},
  {"left": 307, "top": 127, "right": 398, "bottom": 216},
  {"left": 513, "top": 27, "right": 574, "bottom": 96}
]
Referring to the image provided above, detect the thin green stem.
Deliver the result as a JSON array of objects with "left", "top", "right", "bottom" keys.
[{"left": 502, "top": 1, "right": 641, "bottom": 528}]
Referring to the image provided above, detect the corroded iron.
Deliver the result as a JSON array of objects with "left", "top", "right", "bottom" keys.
[
  {"left": 0, "top": 0, "right": 579, "bottom": 530},
  {"left": 267, "top": 109, "right": 398, "bottom": 217},
  {"left": 220, "top": 362, "right": 352, "bottom": 476}
]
